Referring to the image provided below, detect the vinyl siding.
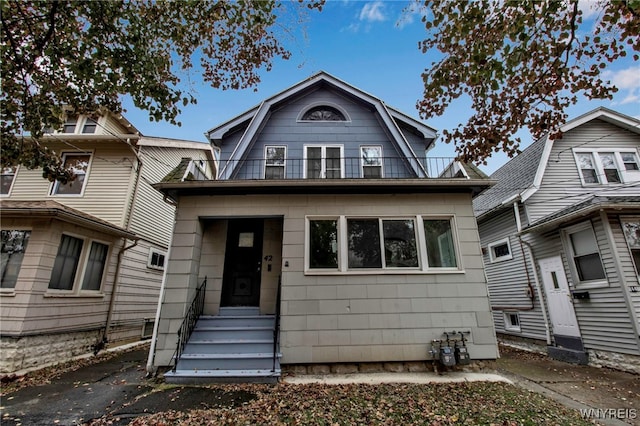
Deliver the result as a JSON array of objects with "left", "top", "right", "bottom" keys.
[
  {"left": 153, "top": 192, "right": 498, "bottom": 367},
  {"left": 478, "top": 208, "right": 549, "bottom": 341},
  {"left": 7, "top": 140, "right": 135, "bottom": 227},
  {"left": 524, "top": 215, "right": 640, "bottom": 355},
  {"left": 129, "top": 144, "right": 211, "bottom": 247},
  {"left": 525, "top": 120, "right": 640, "bottom": 224}
]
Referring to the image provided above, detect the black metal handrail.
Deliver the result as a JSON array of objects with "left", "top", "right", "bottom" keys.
[
  {"left": 272, "top": 275, "right": 282, "bottom": 373},
  {"left": 210, "top": 156, "right": 464, "bottom": 180},
  {"left": 172, "top": 276, "right": 207, "bottom": 372}
]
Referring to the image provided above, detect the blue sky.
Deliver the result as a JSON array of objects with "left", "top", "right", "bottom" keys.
[{"left": 122, "top": 0, "right": 640, "bottom": 175}]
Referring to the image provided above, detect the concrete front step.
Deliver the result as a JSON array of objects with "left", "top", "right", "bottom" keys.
[
  {"left": 218, "top": 307, "right": 260, "bottom": 316},
  {"left": 176, "top": 352, "right": 281, "bottom": 370},
  {"left": 191, "top": 326, "right": 273, "bottom": 340},
  {"left": 165, "top": 368, "right": 281, "bottom": 384},
  {"left": 182, "top": 339, "right": 274, "bottom": 354},
  {"left": 197, "top": 315, "right": 275, "bottom": 328}
]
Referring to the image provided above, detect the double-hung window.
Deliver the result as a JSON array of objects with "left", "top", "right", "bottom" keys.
[
  {"left": 1, "top": 230, "right": 31, "bottom": 289},
  {"left": 574, "top": 149, "right": 640, "bottom": 185},
  {"left": 51, "top": 153, "right": 91, "bottom": 196},
  {"left": 307, "top": 216, "right": 459, "bottom": 273},
  {"left": 361, "top": 146, "right": 382, "bottom": 178},
  {"left": 305, "top": 146, "right": 343, "bottom": 179},
  {"left": 621, "top": 219, "right": 640, "bottom": 277},
  {"left": 48, "top": 234, "right": 109, "bottom": 292},
  {"left": 563, "top": 222, "right": 606, "bottom": 285},
  {"left": 1, "top": 165, "right": 17, "bottom": 195},
  {"left": 265, "top": 146, "right": 286, "bottom": 179}
]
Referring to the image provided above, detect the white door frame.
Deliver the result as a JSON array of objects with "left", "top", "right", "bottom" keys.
[{"left": 538, "top": 255, "right": 582, "bottom": 338}]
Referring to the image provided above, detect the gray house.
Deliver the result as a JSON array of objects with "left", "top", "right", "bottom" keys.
[
  {"left": 148, "top": 72, "right": 498, "bottom": 382},
  {"left": 474, "top": 107, "right": 640, "bottom": 373}
]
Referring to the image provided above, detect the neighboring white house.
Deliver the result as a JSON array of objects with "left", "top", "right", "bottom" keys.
[
  {"left": 474, "top": 107, "right": 640, "bottom": 373},
  {"left": 148, "top": 71, "right": 498, "bottom": 383},
  {"left": 0, "top": 110, "right": 216, "bottom": 373}
]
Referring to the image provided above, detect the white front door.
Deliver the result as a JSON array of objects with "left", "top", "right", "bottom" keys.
[{"left": 539, "top": 256, "right": 582, "bottom": 338}]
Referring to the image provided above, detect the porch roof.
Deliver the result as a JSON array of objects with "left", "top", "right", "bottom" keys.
[
  {"left": 153, "top": 178, "right": 494, "bottom": 203},
  {"left": 0, "top": 200, "right": 138, "bottom": 239},
  {"left": 521, "top": 195, "right": 640, "bottom": 234}
]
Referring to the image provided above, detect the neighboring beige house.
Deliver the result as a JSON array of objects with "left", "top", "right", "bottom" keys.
[
  {"left": 148, "top": 72, "right": 499, "bottom": 383},
  {"left": 473, "top": 108, "right": 640, "bottom": 373},
  {"left": 0, "top": 110, "right": 216, "bottom": 373}
]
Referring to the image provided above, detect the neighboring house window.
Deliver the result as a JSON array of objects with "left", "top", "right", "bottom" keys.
[
  {"left": 63, "top": 115, "right": 78, "bottom": 133},
  {"left": 488, "top": 238, "right": 513, "bottom": 263},
  {"left": 48, "top": 234, "right": 109, "bottom": 292},
  {"left": 1, "top": 230, "right": 30, "bottom": 289},
  {"left": 504, "top": 312, "right": 521, "bottom": 332},
  {"left": 563, "top": 222, "right": 606, "bottom": 284},
  {"left": 148, "top": 248, "right": 166, "bottom": 270},
  {"left": 361, "top": 146, "right": 382, "bottom": 178},
  {"left": 82, "top": 117, "right": 98, "bottom": 134},
  {"left": 305, "top": 146, "right": 343, "bottom": 179},
  {"left": 423, "top": 219, "right": 458, "bottom": 268},
  {"left": 574, "top": 149, "right": 640, "bottom": 185},
  {"left": 1, "top": 165, "right": 17, "bottom": 195},
  {"left": 309, "top": 219, "right": 339, "bottom": 269},
  {"left": 621, "top": 220, "right": 640, "bottom": 277},
  {"left": 51, "top": 153, "right": 91, "bottom": 195},
  {"left": 265, "top": 146, "right": 286, "bottom": 179},
  {"left": 307, "top": 216, "right": 459, "bottom": 272},
  {"left": 301, "top": 106, "right": 346, "bottom": 121},
  {"left": 81, "top": 242, "right": 108, "bottom": 290}
]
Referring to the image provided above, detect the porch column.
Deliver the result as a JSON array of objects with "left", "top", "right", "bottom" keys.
[{"left": 153, "top": 217, "right": 204, "bottom": 367}]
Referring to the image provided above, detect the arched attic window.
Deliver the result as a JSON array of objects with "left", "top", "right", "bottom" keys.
[{"left": 301, "top": 105, "right": 347, "bottom": 121}]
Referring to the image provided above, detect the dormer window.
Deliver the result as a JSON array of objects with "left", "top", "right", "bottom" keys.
[
  {"left": 82, "top": 117, "right": 98, "bottom": 134},
  {"left": 301, "top": 105, "right": 346, "bottom": 121},
  {"left": 574, "top": 149, "right": 640, "bottom": 185},
  {"left": 63, "top": 116, "right": 78, "bottom": 133},
  {"left": 60, "top": 115, "right": 99, "bottom": 134}
]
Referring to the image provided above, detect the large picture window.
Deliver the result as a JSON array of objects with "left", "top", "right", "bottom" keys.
[
  {"left": 1, "top": 230, "right": 30, "bottom": 289},
  {"left": 48, "top": 234, "right": 109, "bottom": 292},
  {"left": 307, "top": 215, "right": 459, "bottom": 273},
  {"left": 51, "top": 153, "right": 91, "bottom": 195}
]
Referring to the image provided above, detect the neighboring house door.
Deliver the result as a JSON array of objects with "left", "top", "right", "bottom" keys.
[
  {"left": 538, "top": 256, "right": 582, "bottom": 338},
  {"left": 221, "top": 219, "right": 264, "bottom": 307}
]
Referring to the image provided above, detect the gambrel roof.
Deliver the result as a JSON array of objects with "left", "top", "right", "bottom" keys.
[
  {"left": 473, "top": 107, "right": 640, "bottom": 219},
  {"left": 206, "top": 71, "right": 438, "bottom": 180}
]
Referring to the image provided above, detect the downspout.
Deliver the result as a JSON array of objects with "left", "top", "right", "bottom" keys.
[
  {"left": 491, "top": 202, "right": 535, "bottom": 311},
  {"left": 96, "top": 139, "right": 143, "bottom": 350},
  {"left": 146, "top": 198, "right": 177, "bottom": 376}
]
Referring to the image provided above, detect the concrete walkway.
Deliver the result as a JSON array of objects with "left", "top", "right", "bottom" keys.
[{"left": 1, "top": 343, "right": 638, "bottom": 425}]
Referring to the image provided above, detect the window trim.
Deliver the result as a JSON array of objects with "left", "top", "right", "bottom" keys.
[
  {"left": 50, "top": 151, "right": 93, "bottom": 197},
  {"left": 504, "top": 312, "right": 521, "bottom": 332},
  {"left": 59, "top": 114, "right": 102, "bottom": 134},
  {"left": 1, "top": 165, "right": 18, "bottom": 196},
  {"left": 620, "top": 217, "right": 640, "bottom": 279},
  {"left": 147, "top": 248, "right": 167, "bottom": 271},
  {"left": 305, "top": 215, "right": 463, "bottom": 275},
  {"left": 561, "top": 221, "right": 608, "bottom": 288},
  {"left": 573, "top": 148, "right": 640, "bottom": 186},
  {"left": 46, "top": 232, "right": 110, "bottom": 295},
  {"left": 488, "top": 238, "right": 513, "bottom": 263},
  {"left": 264, "top": 145, "right": 287, "bottom": 179},
  {"left": 303, "top": 145, "right": 345, "bottom": 179},
  {"left": 297, "top": 102, "right": 351, "bottom": 122},
  {"left": 360, "top": 145, "right": 383, "bottom": 178}
]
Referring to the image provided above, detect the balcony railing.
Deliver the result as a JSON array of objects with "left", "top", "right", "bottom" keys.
[{"left": 203, "top": 156, "right": 468, "bottom": 181}]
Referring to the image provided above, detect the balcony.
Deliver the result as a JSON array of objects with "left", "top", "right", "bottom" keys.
[{"left": 207, "top": 157, "right": 480, "bottom": 181}]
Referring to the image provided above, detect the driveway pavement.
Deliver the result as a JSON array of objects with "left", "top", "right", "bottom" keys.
[{"left": 1, "top": 343, "right": 638, "bottom": 425}]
